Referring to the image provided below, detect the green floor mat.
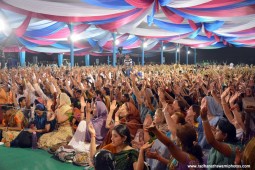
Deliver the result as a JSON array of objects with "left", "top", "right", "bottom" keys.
[{"left": 0, "top": 146, "right": 83, "bottom": 170}]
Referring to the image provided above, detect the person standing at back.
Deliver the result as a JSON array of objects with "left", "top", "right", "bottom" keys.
[{"left": 123, "top": 55, "right": 133, "bottom": 77}]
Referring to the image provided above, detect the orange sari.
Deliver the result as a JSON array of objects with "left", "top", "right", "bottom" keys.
[{"left": 1, "top": 109, "right": 24, "bottom": 143}]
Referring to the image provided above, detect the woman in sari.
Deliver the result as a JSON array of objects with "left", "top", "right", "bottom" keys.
[
  {"left": 38, "top": 93, "right": 73, "bottom": 149},
  {"left": 101, "top": 101, "right": 142, "bottom": 148},
  {"left": 89, "top": 124, "right": 139, "bottom": 170},
  {"left": 8, "top": 103, "right": 56, "bottom": 148},
  {"left": 68, "top": 101, "right": 108, "bottom": 152},
  {"left": 0, "top": 106, "right": 26, "bottom": 143}
]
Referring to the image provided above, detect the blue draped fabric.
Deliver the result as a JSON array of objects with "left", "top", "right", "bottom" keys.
[
  {"left": 87, "top": 9, "right": 140, "bottom": 25},
  {"left": 18, "top": 38, "right": 38, "bottom": 48},
  {"left": 194, "top": 35, "right": 215, "bottom": 41},
  {"left": 159, "top": 0, "right": 172, "bottom": 6},
  {"left": 120, "top": 35, "right": 139, "bottom": 46},
  {"left": 211, "top": 42, "right": 226, "bottom": 48},
  {"left": 122, "top": 50, "right": 132, "bottom": 54},
  {"left": 204, "top": 21, "right": 224, "bottom": 32},
  {"left": 169, "top": 7, "right": 212, "bottom": 22},
  {"left": 81, "top": 0, "right": 133, "bottom": 9},
  {"left": 87, "top": 38, "right": 98, "bottom": 48},
  {"left": 153, "top": 19, "right": 193, "bottom": 33},
  {"left": 188, "top": 28, "right": 201, "bottom": 39},
  {"left": 24, "top": 22, "right": 66, "bottom": 37},
  {"left": 222, "top": 37, "right": 238, "bottom": 41},
  {"left": 147, "top": 2, "right": 156, "bottom": 26},
  {"left": 51, "top": 43, "right": 70, "bottom": 49},
  {"left": 188, "top": 0, "right": 255, "bottom": 11}
]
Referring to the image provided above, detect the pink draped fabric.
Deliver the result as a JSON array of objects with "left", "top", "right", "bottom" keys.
[
  {"left": 103, "top": 33, "right": 129, "bottom": 48},
  {"left": 125, "top": 0, "right": 154, "bottom": 8},
  {"left": 191, "top": 0, "right": 245, "bottom": 9},
  {"left": 204, "top": 29, "right": 213, "bottom": 38},
  {"left": 180, "top": 5, "right": 255, "bottom": 17},
  {"left": 163, "top": 32, "right": 191, "bottom": 41},
  {"left": 42, "top": 24, "right": 89, "bottom": 39},
  {"left": 3, "top": 46, "right": 23, "bottom": 52},
  {"left": 22, "top": 36, "right": 56, "bottom": 45},
  {"left": 188, "top": 20, "right": 199, "bottom": 30},
  {"left": 74, "top": 42, "right": 92, "bottom": 49},
  {"left": 233, "top": 27, "right": 255, "bottom": 34},
  {"left": 223, "top": 40, "right": 228, "bottom": 45},
  {"left": 161, "top": 6, "right": 184, "bottom": 24},
  {"left": 214, "top": 34, "right": 220, "bottom": 42},
  {"left": 90, "top": 52, "right": 113, "bottom": 57},
  {"left": 184, "top": 41, "right": 215, "bottom": 48},
  {"left": 0, "top": 1, "right": 140, "bottom": 22},
  {"left": 235, "top": 39, "right": 255, "bottom": 45},
  {"left": 15, "top": 15, "right": 31, "bottom": 37},
  {"left": 97, "top": 8, "right": 148, "bottom": 31}
]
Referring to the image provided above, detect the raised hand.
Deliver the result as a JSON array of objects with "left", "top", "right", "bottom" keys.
[
  {"left": 46, "top": 99, "right": 53, "bottom": 111},
  {"left": 140, "top": 142, "right": 154, "bottom": 151},
  {"left": 80, "top": 96, "right": 86, "bottom": 109},
  {"left": 221, "top": 87, "right": 230, "bottom": 99},
  {"left": 110, "top": 100, "right": 118, "bottom": 111},
  {"left": 200, "top": 98, "right": 208, "bottom": 121},
  {"left": 229, "top": 91, "right": 241, "bottom": 104},
  {"left": 146, "top": 149, "right": 159, "bottom": 160},
  {"left": 143, "top": 114, "right": 153, "bottom": 129},
  {"left": 88, "top": 123, "right": 96, "bottom": 136},
  {"left": 145, "top": 122, "right": 157, "bottom": 132}
]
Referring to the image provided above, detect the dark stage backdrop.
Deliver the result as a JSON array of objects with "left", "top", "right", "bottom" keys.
[{"left": 3, "top": 47, "right": 255, "bottom": 66}]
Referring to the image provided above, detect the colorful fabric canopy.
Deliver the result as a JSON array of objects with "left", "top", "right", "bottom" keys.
[{"left": 0, "top": 0, "right": 255, "bottom": 56}]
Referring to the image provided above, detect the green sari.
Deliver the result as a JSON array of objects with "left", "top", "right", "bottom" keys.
[{"left": 114, "top": 149, "right": 138, "bottom": 170}]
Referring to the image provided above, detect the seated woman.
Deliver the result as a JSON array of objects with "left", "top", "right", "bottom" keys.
[
  {"left": 101, "top": 101, "right": 142, "bottom": 148},
  {"left": 8, "top": 103, "right": 56, "bottom": 148},
  {"left": 68, "top": 100, "right": 108, "bottom": 152},
  {"left": 89, "top": 124, "right": 139, "bottom": 170},
  {"left": 38, "top": 93, "right": 73, "bottom": 149},
  {"left": 0, "top": 105, "right": 26, "bottom": 143}
]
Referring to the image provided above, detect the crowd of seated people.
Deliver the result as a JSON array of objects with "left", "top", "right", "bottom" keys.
[{"left": 0, "top": 63, "right": 255, "bottom": 170}]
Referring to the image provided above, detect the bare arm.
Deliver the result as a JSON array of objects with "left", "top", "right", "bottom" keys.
[
  {"left": 106, "top": 100, "right": 117, "bottom": 129},
  {"left": 147, "top": 126, "right": 190, "bottom": 164},
  {"left": 200, "top": 101, "right": 233, "bottom": 157}
]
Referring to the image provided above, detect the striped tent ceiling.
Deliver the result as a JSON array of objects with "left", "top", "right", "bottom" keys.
[{"left": 0, "top": 0, "right": 255, "bottom": 56}]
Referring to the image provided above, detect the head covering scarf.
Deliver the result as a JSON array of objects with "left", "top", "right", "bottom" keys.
[
  {"left": 34, "top": 104, "right": 47, "bottom": 130},
  {"left": 85, "top": 101, "right": 108, "bottom": 144},
  {"left": 56, "top": 93, "right": 72, "bottom": 117},
  {"left": 35, "top": 103, "right": 46, "bottom": 111},
  {"left": 122, "top": 102, "right": 142, "bottom": 138}
]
